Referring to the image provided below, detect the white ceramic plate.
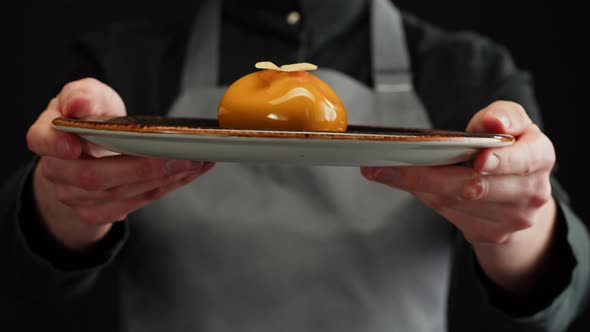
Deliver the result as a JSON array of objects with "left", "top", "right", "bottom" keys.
[{"left": 52, "top": 116, "right": 514, "bottom": 166}]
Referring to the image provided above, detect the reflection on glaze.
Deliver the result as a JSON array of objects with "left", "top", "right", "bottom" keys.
[
  {"left": 218, "top": 69, "right": 347, "bottom": 131},
  {"left": 269, "top": 87, "right": 315, "bottom": 105}
]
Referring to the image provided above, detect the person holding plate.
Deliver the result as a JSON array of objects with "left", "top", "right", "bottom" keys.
[{"left": 2, "top": 0, "right": 589, "bottom": 331}]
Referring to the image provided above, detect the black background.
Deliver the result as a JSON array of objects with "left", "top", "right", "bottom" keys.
[{"left": 2, "top": 1, "right": 589, "bottom": 330}]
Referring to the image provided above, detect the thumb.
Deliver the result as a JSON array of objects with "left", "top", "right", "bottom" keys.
[
  {"left": 57, "top": 78, "right": 126, "bottom": 118},
  {"left": 466, "top": 100, "right": 532, "bottom": 137}
]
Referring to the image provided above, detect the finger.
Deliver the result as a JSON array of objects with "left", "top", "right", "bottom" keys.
[
  {"left": 414, "top": 192, "right": 536, "bottom": 232},
  {"left": 362, "top": 166, "right": 479, "bottom": 199},
  {"left": 81, "top": 141, "right": 121, "bottom": 158},
  {"left": 26, "top": 78, "right": 126, "bottom": 160},
  {"left": 472, "top": 125, "right": 556, "bottom": 175},
  {"left": 58, "top": 78, "right": 127, "bottom": 158},
  {"left": 417, "top": 196, "right": 512, "bottom": 244},
  {"left": 73, "top": 171, "right": 203, "bottom": 225},
  {"left": 54, "top": 171, "right": 197, "bottom": 207},
  {"left": 26, "top": 98, "right": 83, "bottom": 159},
  {"left": 57, "top": 78, "right": 126, "bottom": 118},
  {"left": 466, "top": 101, "right": 532, "bottom": 137},
  {"left": 41, "top": 155, "right": 212, "bottom": 191},
  {"left": 361, "top": 166, "right": 552, "bottom": 205}
]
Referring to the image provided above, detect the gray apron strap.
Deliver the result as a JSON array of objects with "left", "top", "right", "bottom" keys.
[
  {"left": 183, "top": 0, "right": 412, "bottom": 92},
  {"left": 181, "top": 0, "right": 220, "bottom": 89},
  {"left": 370, "top": 0, "right": 430, "bottom": 128},
  {"left": 372, "top": 0, "right": 413, "bottom": 92}
]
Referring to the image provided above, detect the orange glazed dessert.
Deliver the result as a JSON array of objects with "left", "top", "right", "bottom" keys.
[{"left": 218, "top": 62, "right": 347, "bottom": 132}]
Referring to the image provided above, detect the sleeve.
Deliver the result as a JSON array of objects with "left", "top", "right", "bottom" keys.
[
  {"left": 0, "top": 160, "right": 128, "bottom": 301},
  {"left": 402, "top": 12, "right": 590, "bottom": 332},
  {"left": 447, "top": 196, "right": 589, "bottom": 332},
  {"left": 0, "top": 24, "right": 153, "bottom": 330},
  {"left": 0, "top": 23, "right": 133, "bottom": 303}
]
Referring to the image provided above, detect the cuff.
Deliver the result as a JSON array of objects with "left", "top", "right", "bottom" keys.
[
  {"left": 19, "top": 160, "right": 128, "bottom": 271},
  {"left": 5, "top": 159, "right": 128, "bottom": 300},
  {"left": 474, "top": 199, "right": 590, "bottom": 331}
]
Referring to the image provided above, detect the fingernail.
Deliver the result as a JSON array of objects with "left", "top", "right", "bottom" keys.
[
  {"left": 61, "top": 90, "right": 82, "bottom": 113},
  {"left": 482, "top": 154, "right": 499, "bottom": 173},
  {"left": 496, "top": 113, "right": 511, "bottom": 129},
  {"left": 58, "top": 139, "right": 71, "bottom": 157},
  {"left": 374, "top": 167, "right": 400, "bottom": 183}
]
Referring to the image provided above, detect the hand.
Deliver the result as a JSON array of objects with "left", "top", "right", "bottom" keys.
[
  {"left": 27, "top": 78, "right": 215, "bottom": 251},
  {"left": 361, "top": 101, "right": 558, "bottom": 294}
]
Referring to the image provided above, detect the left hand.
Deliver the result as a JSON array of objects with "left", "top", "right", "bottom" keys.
[{"left": 361, "top": 101, "right": 558, "bottom": 293}]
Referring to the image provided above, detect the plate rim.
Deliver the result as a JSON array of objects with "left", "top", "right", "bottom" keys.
[{"left": 52, "top": 116, "right": 514, "bottom": 146}]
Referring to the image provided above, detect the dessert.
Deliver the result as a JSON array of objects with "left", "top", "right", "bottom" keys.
[{"left": 218, "top": 62, "right": 347, "bottom": 131}]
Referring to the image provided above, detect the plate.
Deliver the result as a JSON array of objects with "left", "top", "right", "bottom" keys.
[{"left": 52, "top": 116, "right": 514, "bottom": 166}]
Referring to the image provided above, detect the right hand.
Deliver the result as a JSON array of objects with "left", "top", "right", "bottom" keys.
[{"left": 27, "top": 78, "right": 214, "bottom": 251}]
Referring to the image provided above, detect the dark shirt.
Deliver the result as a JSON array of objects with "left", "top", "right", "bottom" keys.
[
  {"left": 220, "top": 0, "right": 372, "bottom": 86},
  {"left": 1, "top": 0, "right": 589, "bottom": 331}
]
